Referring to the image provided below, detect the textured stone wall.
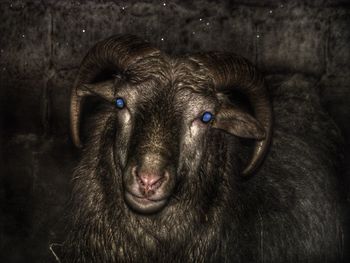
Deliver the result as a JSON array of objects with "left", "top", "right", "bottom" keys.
[{"left": 0, "top": 0, "right": 349, "bottom": 262}]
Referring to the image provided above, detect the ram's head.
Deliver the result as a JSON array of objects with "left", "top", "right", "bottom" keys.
[{"left": 70, "top": 35, "right": 272, "bottom": 214}]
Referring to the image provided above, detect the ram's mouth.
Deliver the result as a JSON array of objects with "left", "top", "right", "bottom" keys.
[{"left": 124, "top": 191, "right": 168, "bottom": 214}]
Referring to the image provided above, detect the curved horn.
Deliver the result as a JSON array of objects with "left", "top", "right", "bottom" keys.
[
  {"left": 190, "top": 52, "right": 273, "bottom": 176},
  {"left": 70, "top": 35, "right": 161, "bottom": 148}
]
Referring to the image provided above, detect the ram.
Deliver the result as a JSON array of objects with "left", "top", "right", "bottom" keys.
[{"left": 58, "top": 35, "right": 344, "bottom": 262}]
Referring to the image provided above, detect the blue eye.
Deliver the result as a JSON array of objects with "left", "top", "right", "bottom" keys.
[
  {"left": 114, "top": 98, "right": 125, "bottom": 109},
  {"left": 201, "top": 111, "right": 214, "bottom": 123}
]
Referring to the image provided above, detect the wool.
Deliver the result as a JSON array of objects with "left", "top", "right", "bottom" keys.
[{"left": 60, "top": 51, "right": 344, "bottom": 263}]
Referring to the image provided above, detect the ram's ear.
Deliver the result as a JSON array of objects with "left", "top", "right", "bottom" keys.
[{"left": 212, "top": 106, "right": 266, "bottom": 140}]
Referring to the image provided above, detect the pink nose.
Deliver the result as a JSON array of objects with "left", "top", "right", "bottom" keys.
[{"left": 137, "top": 172, "right": 163, "bottom": 196}]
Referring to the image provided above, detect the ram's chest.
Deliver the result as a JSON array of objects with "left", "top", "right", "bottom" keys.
[{"left": 109, "top": 215, "right": 225, "bottom": 263}]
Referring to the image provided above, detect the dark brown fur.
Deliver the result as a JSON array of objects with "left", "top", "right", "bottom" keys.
[{"left": 61, "top": 36, "right": 345, "bottom": 263}]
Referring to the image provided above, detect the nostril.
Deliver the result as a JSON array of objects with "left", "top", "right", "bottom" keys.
[
  {"left": 138, "top": 173, "right": 163, "bottom": 188},
  {"left": 133, "top": 168, "right": 166, "bottom": 196}
]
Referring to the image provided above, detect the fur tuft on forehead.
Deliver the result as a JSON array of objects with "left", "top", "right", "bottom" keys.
[{"left": 169, "top": 57, "right": 215, "bottom": 95}]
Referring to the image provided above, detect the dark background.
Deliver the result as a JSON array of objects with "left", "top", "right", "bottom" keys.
[{"left": 0, "top": 0, "right": 349, "bottom": 262}]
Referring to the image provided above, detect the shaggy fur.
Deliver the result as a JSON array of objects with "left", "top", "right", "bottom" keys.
[{"left": 59, "top": 53, "right": 344, "bottom": 263}]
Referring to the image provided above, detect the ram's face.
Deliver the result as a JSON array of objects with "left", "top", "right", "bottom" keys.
[
  {"left": 74, "top": 65, "right": 267, "bottom": 215},
  {"left": 71, "top": 36, "right": 272, "bottom": 216},
  {"left": 114, "top": 75, "right": 218, "bottom": 214}
]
